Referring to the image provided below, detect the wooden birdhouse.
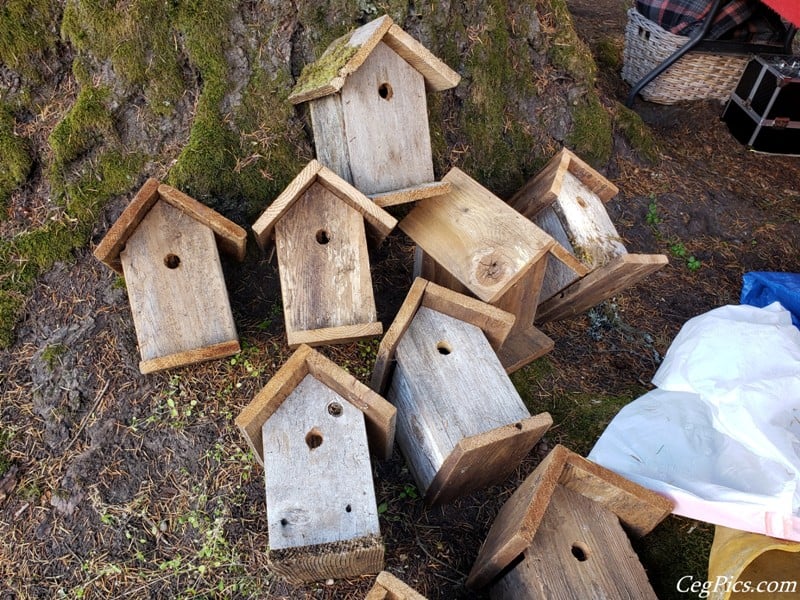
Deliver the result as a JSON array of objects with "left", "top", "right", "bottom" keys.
[
  {"left": 93, "top": 178, "right": 246, "bottom": 374},
  {"left": 467, "top": 445, "right": 673, "bottom": 599},
  {"left": 252, "top": 160, "right": 397, "bottom": 347},
  {"left": 289, "top": 15, "right": 461, "bottom": 207},
  {"left": 508, "top": 148, "right": 668, "bottom": 323},
  {"left": 400, "top": 167, "right": 584, "bottom": 373},
  {"left": 366, "top": 571, "right": 428, "bottom": 600},
  {"left": 371, "top": 278, "right": 553, "bottom": 506},
  {"left": 235, "top": 344, "right": 396, "bottom": 584}
]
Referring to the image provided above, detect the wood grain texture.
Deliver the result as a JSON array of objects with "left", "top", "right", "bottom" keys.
[
  {"left": 534, "top": 209, "right": 583, "bottom": 300},
  {"left": 400, "top": 168, "right": 554, "bottom": 303},
  {"left": 490, "top": 485, "right": 658, "bottom": 600},
  {"left": 262, "top": 375, "right": 380, "bottom": 550},
  {"left": 306, "top": 350, "right": 396, "bottom": 462},
  {"left": 370, "top": 181, "right": 451, "bottom": 208},
  {"left": 367, "top": 571, "right": 429, "bottom": 600},
  {"left": 119, "top": 199, "right": 239, "bottom": 373},
  {"left": 287, "top": 322, "right": 383, "bottom": 349},
  {"left": 497, "top": 326, "right": 554, "bottom": 375},
  {"left": 252, "top": 160, "right": 323, "bottom": 249},
  {"left": 139, "top": 340, "right": 240, "bottom": 375},
  {"left": 535, "top": 254, "right": 668, "bottom": 323},
  {"left": 310, "top": 94, "right": 353, "bottom": 183},
  {"left": 94, "top": 177, "right": 160, "bottom": 273},
  {"left": 235, "top": 344, "right": 313, "bottom": 466},
  {"left": 341, "top": 42, "right": 434, "bottom": 196},
  {"left": 426, "top": 412, "right": 552, "bottom": 507},
  {"left": 389, "top": 307, "right": 532, "bottom": 499},
  {"left": 413, "top": 247, "right": 471, "bottom": 296},
  {"left": 269, "top": 535, "right": 384, "bottom": 584},
  {"left": 383, "top": 23, "right": 461, "bottom": 91},
  {"left": 275, "top": 182, "right": 379, "bottom": 344},
  {"left": 157, "top": 184, "right": 247, "bottom": 261}
]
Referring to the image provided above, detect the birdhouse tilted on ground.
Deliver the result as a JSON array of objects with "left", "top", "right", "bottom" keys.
[
  {"left": 508, "top": 148, "right": 668, "bottom": 324},
  {"left": 467, "top": 445, "right": 673, "bottom": 599},
  {"left": 288, "top": 15, "right": 461, "bottom": 207},
  {"left": 94, "top": 178, "right": 246, "bottom": 374},
  {"left": 400, "top": 167, "right": 584, "bottom": 373},
  {"left": 235, "top": 344, "right": 396, "bottom": 584},
  {"left": 251, "top": 160, "right": 396, "bottom": 348},
  {"left": 371, "top": 278, "right": 553, "bottom": 507}
]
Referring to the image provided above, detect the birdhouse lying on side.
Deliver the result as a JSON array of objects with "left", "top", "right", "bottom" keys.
[
  {"left": 508, "top": 148, "right": 668, "bottom": 324},
  {"left": 400, "top": 167, "right": 584, "bottom": 374},
  {"left": 467, "top": 445, "right": 673, "bottom": 599},
  {"left": 371, "top": 278, "right": 553, "bottom": 507},
  {"left": 365, "top": 571, "right": 428, "bottom": 600},
  {"left": 235, "top": 345, "right": 396, "bottom": 584},
  {"left": 252, "top": 160, "right": 396, "bottom": 348},
  {"left": 289, "top": 15, "right": 460, "bottom": 207},
  {"left": 94, "top": 179, "right": 246, "bottom": 374}
]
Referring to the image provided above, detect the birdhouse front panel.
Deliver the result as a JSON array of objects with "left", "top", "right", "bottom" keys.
[
  {"left": 119, "top": 199, "right": 238, "bottom": 370},
  {"left": 273, "top": 180, "right": 378, "bottom": 347},
  {"left": 339, "top": 41, "right": 434, "bottom": 196},
  {"left": 261, "top": 373, "right": 380, "bottom": 551}
]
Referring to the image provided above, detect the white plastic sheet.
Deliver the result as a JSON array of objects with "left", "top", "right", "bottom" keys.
[{"left": 589, "top": 302, "right": 800, "bottom": 540}]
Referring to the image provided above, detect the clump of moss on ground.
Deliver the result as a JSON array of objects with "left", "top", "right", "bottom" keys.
[
  {"left": 567, "top": 91, "right": 613, "bottom": 166},
  {"left": 614, "top": 102, "right": 660, "bottom": 163},
  {"left": 0, "top": 104, "right": 32, "bottom": 213},
  {"left": 0, "top": 0, "right": 60, "bottom": 84}
]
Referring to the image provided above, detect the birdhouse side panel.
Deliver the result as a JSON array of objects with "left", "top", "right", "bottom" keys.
[
  {"left": 119, "top": 200, "right": 238, "bottom": 364},
  {"left": 340, "top": 41, "right": 434, "bottom": 195},
  {"left": 262, "top": 374, "right": 380, "bottom": 550},
  {"left": 274, "top": 182, "right": 377, "bottom": 337},
  {"left": 534, "top": 208, "right": 582, "bottom": 300},
  {"left": 309, "top": 95, "right": 353, "bottom": 184}
]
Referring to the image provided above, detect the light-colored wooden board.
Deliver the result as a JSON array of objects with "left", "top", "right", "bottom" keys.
[
  {"left": 310, "top": 94, "right": 353, "bottom": 183},
  {"left": 497, "top": 326, "right": 554, "bottom": 375},
  {"left": 120, "top": 199, "right": 239, "bottom": 373},
  {"left": 535, "top": 254, "right": 669, "bottom": 324},
  {"left": 235, "top": 345, "right": 313, "bottom": 466},
  {"left": 139, "top": 340, "right": 240, "bottom": 375},
  {"left": 157, "top": 184, "right": 247, "bottom": 261},
  {"left": 413, "top": 247, "right": 471, "bottom": 296},
  {"left": 366, "top": 571, "right": 429, "bottom": 600},
  {"left": 269, "top": 535, "right": 384, "bottom": 584},
  {"left": 389, "top": 307, "right": 531, "bottom": 496},
  {"left": 490, "top": 485, "right": 658, "bottom": 600},
  {"left": 275, "top": 182, "right": 378, "bottom": 343},
  {"left": 94, "top": 177, "right": 161, "bottom": 274},
  {"left": 383, "top": 23, "right": 461, "bottom": 92},
  {"left": 370, "top": 181, "right": 451, "bottom": 208},
  {"left": 493, "top": 257, "right": 546, "bottom": 336},
  {"left": 263, "top": 374, "right": 380, "bottom": 550},
  {"left": 287, "top": 322, "right": 383, "bottom": 349},
  {"left": 400, "top": 168, "right": 554, "bottom": 303},
  {"left": 252, "top": 160, "right": 323, "bottom": 249},
  {"left": 534, "top": 209, "right": 583, "bottom": 300},
  {"left": 426, "top": 412, "right": 552, "bottom": 507},
  {"left": 341, "top": 42, "right": 434, "bottom": 196},
  {"left": 306, "top": 350, "right": 396, "bottom": 462}
]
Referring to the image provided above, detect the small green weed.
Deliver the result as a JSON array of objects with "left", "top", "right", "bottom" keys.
[
  {"left": 669, "top": 240, "right": 701, "bottom": 272},
  {"left": 646, "top": 197, "right": 661, "bottom": 227},
  {"left": 0, "top": 428, "right": 12, "bottom": 477}
]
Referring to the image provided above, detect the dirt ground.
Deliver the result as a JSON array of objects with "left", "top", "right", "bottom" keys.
[{"left": 1, "top": 1, "right": 799, "bottom": 599}]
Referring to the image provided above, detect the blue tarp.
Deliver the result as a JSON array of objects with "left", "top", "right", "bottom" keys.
[{"left": 741, "top": 271, "right": 800, "bottom": 328}]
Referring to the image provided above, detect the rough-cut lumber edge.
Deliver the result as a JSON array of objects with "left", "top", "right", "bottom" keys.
[
  {"left": 497, "top": 326, "right": 555, "bottom": 374},
  {"left": 235, "top": 344, "right": 396, "bottom": 464},
  {"left": 548, "top": 242, "right": 590, "bottom": 278},
  {"left": 369, "top": 181, "right": 451, "bottom": 208},
  {"left": 366, "top": 571, "right": 428, "bottom": 600},
  {"left": 535, "top": 253, "right": 669, "bottom": 323},
  {"left": 93, "top": 178, "right": 161, "bottom": 274},
  {"left": 425, "top": 412, "right": 553, "bottom": 507},
  {"left": 383, "top": 23, "right": 461, "bottom": 92},
  {"left": 157, "top": 185, "right": 247, "bottom": 261},
  {"left": 466, "top": 444, "right": 673, "bottom": 589},
  {"left": 251, "top": 160, "right": 323, "bottom": 249},
  {"left": 369, "top": 278, "right": 515, "bottom": 395},
  {"left": 563, "top": 147, "right": 619, "bottom": 203},
  {"left": 139, "top": 340, "right": 240, "bottom": 375},
  {"left": 269, "top": 534, "right": 384, "bottom": 584},
  {"left": 287, "top": 322, "right": 384, "bottom": 350},
  {"left": 305, "top": 347, "right": 396, "bottom": 461},
  {"left": 289, "top": 16, "right": 394, "bottom": 105}
]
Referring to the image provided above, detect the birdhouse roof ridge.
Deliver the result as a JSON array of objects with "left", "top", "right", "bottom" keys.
[{"left": 288, "top": 14, "right": 461, "bottom": 105}]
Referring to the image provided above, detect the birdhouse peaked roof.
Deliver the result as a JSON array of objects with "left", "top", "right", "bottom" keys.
[
  {"left": 251, "top": 159, "right": 397, "bottom": 249},
  {"left": 289, "top": 15, "right": 461, "bottom": 105},
  {"left": 94, "top": 178, "right": 247, "bottom": 274}
]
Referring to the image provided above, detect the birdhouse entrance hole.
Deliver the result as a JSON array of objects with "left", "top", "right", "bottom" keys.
[
  {"left": 163, "top": 253, "right": 181, "bottom": 269},
  {"left": 571, "top": 541, "right": 590, "bottom": 562},
  {"left": 315, "top": 229, "right": 330, "bottom": 244},
  {"left": 305, "top": 428, "right": 323, "bottom": 449},
  {"left": 378, "top": 82, "right": 393, "bottom": 100},
  {"left": 436, "top": 341, "right": 452, "bottom": 355},
  {"left": 327, "top": 402, "right": 343, "bottom": 417}
]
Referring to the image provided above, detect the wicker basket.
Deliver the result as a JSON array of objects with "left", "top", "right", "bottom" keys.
[{"left": 622, "top": 8, "right": 750, "bottom": 104}]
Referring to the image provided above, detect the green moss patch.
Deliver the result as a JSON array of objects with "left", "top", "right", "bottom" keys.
[
  {"left": 567, "top": 91, "right": 613, "bottom": 166},
  {"left": 614, "top": 102, "right": 660, "bottom": 163},
  {"left": 289, "top": 36, "right": 359, "bottom": 102},
  {"left": 0, "top": 104, "right": 32, "bottom": 214},
  {"left": 0, "top": 0, "right": 60, "bottom": 85}
]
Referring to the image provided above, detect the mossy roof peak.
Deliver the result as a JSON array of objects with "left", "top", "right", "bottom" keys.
[
  {"left": 288, "top": 14, "right": 461, "bottom": 105},
  {"left": 93, "top": 178, "right": 247, "bottom": 274}
]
